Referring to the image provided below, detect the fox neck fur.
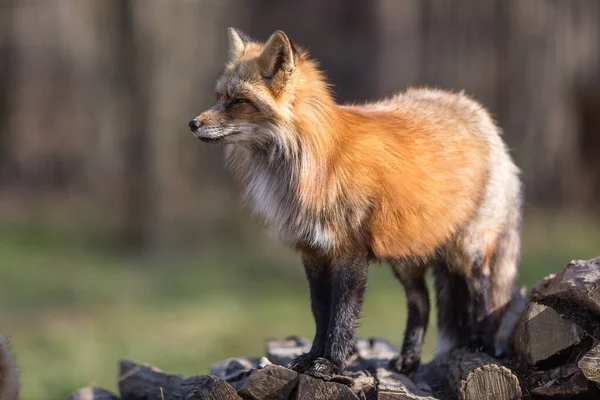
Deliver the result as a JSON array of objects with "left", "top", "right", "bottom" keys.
[{"left": 224, "top": 55, "right": 353, "bottom": 253}]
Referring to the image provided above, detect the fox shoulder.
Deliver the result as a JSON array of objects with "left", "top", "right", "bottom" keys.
[{"left": 0, "top": 336, "right": 19, "bottom": 400}]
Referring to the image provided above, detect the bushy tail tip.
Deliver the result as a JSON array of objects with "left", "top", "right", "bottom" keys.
[{"left": 0, "top": 336, "right": 19, "bottom": 400}]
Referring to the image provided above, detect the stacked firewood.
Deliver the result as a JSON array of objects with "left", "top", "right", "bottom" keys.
[{"left": 67, "top": 257, "right": 600, "bottom": 400}]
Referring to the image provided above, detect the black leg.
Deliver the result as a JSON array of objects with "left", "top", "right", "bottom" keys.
[
  {"left": 433, "top": 260, "right": 471, "bottom": 355},
  {"left": 288, "top": 254, "right": 331, "bottom": 373},
  {"left": 388, "top": 262, "right": 429, "bottom": 375},
  {"left": 470, "top": 256, "right": 496, "bottom": 354},
  {"left": 309, "top": 254, "right": 368, "bottom": 376}
]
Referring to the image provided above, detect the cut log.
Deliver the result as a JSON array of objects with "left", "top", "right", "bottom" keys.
[
  {"left": 374, "top": 368, "right": 436, "bottom": 400},
  {"left": 351, "top": 338, "right": 398, "bottom": 371},
  {"left": 118, "top": 360, "right": 239, "bottom": 400},
  {"left": 423, "top": 349, "right": 521, "bottom": 400},
  {"left": 265, "top": 336, "right": 311, "bottom": 367},
  {"left": 294, "top": 373, "right": 359, "bottom": 400},
  {"left": 67, "top": 387, "right": 120, "bottom": 400},
  {"left": 513, "top": 302, "right": 583, "bottom": 366},
  {"left": 532, "top": 257, "right": 600, "bottom": 318},
  {"left": 181, "top": 375, "right": 241, "bottom": 400},
  {"left": 227, "top": 364, "right": 298, "bottom": 400},
  {"left": 530, "top": 370, "right": 598, "bottom": 399},
  {"left": 118, "top": 360, "right": 185, "bottom": 399},
  {"left": 355, "top": 338, "right": 398, "bottom": 361},
  {"left": 210, "top": 357, "right": 259, "bottom": 380},
  {"left": 525, "top": 363, "right": 600, "bottom": 398},
  {"left": 578, "top": 342, "right": 600, "bottom": 384},
  {"left": 525, "top": 363, "right": 580, "bottom": 393}
]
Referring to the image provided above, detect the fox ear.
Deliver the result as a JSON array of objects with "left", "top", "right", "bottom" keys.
[
  {"left": 258, "top": 30, "right": 295, "bottom": 84},
  {"left": 228, "top": 28, "right": 250, "bottom": 60}
]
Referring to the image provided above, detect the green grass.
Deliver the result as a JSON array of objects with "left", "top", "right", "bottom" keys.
[{"left": 1, "top": 211, "right": 599, "bottom": 399}]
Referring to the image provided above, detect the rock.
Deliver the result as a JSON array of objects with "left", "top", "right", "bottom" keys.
[
  {"left": 513, "top": 302, "right": 583, "bottom": 366},
  {"left": 265, "top": 336, "right": 312, "bottom": 366},
  {"left": 67, "top": 387, "right": 120, "bottom": 400},
  {"left": 532, "top": 257, "right": 600, "bottom": 317},
  {"left": 578, "top": 342, "right": 600, "bottom": 384}
]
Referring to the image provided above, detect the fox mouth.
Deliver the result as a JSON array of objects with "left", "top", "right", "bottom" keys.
[
  {"left": 189, "top": 119, "right": 243, "bottom": 143},
  {"left": 197, "top": 135, "right": 225, "bottom": 143},
  {"left": 193, "top": 130, "right": 241, "bottom": 143}
]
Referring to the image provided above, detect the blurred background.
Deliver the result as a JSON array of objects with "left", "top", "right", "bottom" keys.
[{"left": 1, "top": 1, "right": 599, "bottom": 398}]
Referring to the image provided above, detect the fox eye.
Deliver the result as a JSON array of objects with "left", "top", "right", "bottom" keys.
[{"left": 232, "top": 98, "right": 247, "bottom": 104}]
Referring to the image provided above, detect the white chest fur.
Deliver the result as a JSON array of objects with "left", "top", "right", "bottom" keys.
[{"left": 232, "top": 150, "right": 335, "bottom": 250}]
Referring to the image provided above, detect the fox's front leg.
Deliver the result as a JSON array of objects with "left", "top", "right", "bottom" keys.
[
  {"left": 308, "top": 253, "right": 368, "bottom": 377},
  {"left": 469, "top": 256, "right": 496, "bottom": 355},
  {"left": 288, "top": 255, "right": 332, "bottom": 373}
]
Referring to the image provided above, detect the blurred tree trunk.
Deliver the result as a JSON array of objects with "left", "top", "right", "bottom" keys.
[
  {"left": 376, "top": 0, "right": 421, "bottom": 96},
  {"left": 137, "top": 0, "right": 246, "bottom": 251},
  {"left": 572, "top": 2, "right": 600, "bottom": 212},
  {"left": 245, "top": 0, "right": 379, "bottom": 102},
  {"left": 419, "top": 0, "right": 502, "bottom": 112},
  {"left": 0, "top": 0, "right": 15, "bottom": 184},
  {"left": 113, "top": 0, "right": 155, "bottom": 251},
  {"left": 501, "top": 0, "right": 600, "bottom": 208}
]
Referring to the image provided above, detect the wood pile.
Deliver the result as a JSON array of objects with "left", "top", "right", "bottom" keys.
[{"left": 66, "top": 257, "right": 600, "bottom": 399}]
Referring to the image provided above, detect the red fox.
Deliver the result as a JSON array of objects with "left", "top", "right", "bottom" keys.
[
  {"left": 0, "top": 336, "right": 19, "bottom": 400},
  {"left": 189, "top": 28, "right": 521, "bottom": 377}
]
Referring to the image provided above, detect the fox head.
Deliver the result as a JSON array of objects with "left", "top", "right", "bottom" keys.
[{"left": 189, "top": 28, "right": 331, "bottom": 153}]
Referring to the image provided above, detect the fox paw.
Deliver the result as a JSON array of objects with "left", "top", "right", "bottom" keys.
[
  {"left": 467, "top": 335, "right": 483, "bottom": 352},
  {"left": 288, "top": 352, "right": 318, "bottom": 373},
  {"left": 468, "top": 335, "right": 494, "bottom": 355},
  {"left": 308, "top": 357, "right": 342, "bottom": 376},
  {"left": 388, "top": 354, "right": 420, "bottom": 376},
  {"left": 306, "top": 358, "right": 353, "bottom": 386}
]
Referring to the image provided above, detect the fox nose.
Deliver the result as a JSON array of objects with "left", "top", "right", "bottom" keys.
[{"left": 189, "top": 119, "right": 202, "bottom": 132}]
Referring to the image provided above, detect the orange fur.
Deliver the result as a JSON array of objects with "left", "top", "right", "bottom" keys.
[{"left": 191, "top": 28, "right": 517, "bottom": 271}]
